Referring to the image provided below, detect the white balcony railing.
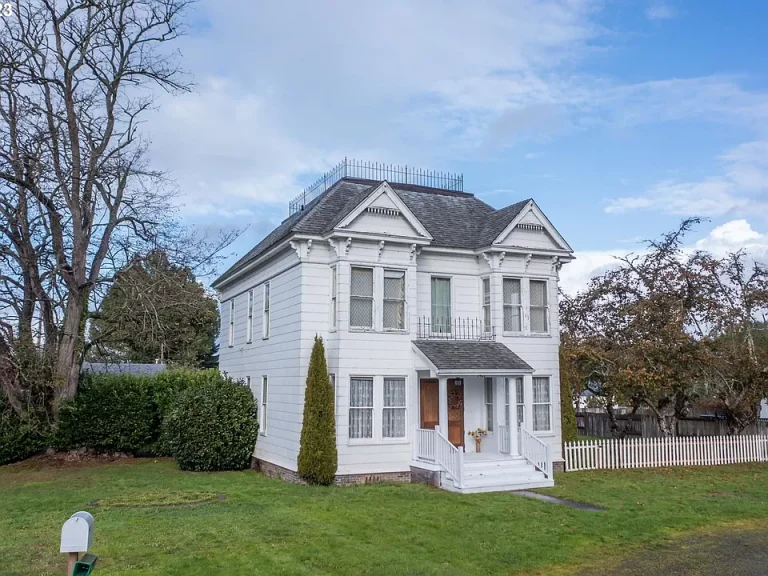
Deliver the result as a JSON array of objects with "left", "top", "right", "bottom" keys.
[
  {"left": 498, "top": 425, "right": 511, "bottom": 455},
  {"left": 416, "top": 317, "right": 494, "bottom": 340},
  {"left": 519, "top": 425, "right": 552, "bottom": 478}
]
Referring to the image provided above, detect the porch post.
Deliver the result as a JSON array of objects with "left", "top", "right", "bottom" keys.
[
  {"left": 438, "top": 377, "right": 448, "bottom": 434},
  {"left": 509, "top": 375, "right": 520, "bottom": 456}
]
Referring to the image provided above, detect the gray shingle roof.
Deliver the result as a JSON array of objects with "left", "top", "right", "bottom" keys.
[
  {"left": 413, "top": 340, "right": 533, "bottom": 372},
  {"left": 213, "top": 178, "right": 535, "bottom": 287}
]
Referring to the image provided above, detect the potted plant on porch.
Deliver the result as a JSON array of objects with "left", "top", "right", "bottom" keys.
[{"left": 468, "top": 428, "right": 488, "bottom": 453}]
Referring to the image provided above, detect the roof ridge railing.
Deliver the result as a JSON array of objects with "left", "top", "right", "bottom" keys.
[{"left": 288, "top": 158, "right": 464, "bottom": 215}]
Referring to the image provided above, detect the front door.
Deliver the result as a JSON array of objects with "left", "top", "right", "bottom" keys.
[
  {"left": 447, "top": 379, "right": 465, "bottom": 448},
  {"left": 419, "top": 379, "right": 439, "bottom": 430}
]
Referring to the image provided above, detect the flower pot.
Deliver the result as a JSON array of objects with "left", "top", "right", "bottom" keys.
[{"left": 475, "top": 438, "right": 482, "bottom": 453}]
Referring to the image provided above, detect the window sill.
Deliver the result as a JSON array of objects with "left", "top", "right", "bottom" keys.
[
  {"left": 347, "top": 438, "right": 409, "bottom": 446},
  {"left": 502, "top": 331, "right": 551, "bottom": 338},
  {"left": 262, "top": 336, "right": 270, "bottom": 340},
  {"left": 382, "top": 328, "right": 408, "bottom": 334}
]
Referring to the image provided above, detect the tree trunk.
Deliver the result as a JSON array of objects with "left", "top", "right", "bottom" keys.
[{"left": 54, "top": 294, "right": 84, "bottom": 403}]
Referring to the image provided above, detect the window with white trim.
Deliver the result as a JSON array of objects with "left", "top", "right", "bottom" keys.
[
  {"left": 530, "top": 280, "right": 549, "bottom": 333},
  {"left": 484, "top": 377, "right": 494, "bottom": 432},
  {"left": 515, "top": 377, "right": 525, "bottom": 428},
  {"left": 382, "top": 377, "right": 406, "bottom": 438},
  {"left": 349, "top": 377, "right": 374, "bottom": 439},
  {"left": 383, "top": 270, "right": 405, "bottom": 330},
  {"left": 228, "top": 299, "right": 235, "bottom": 347},
  {"left": 330, "top": 267, "right": 337, "bottom": 330},
  {"left": 262, "top": 282, "right": 271, "bottom": 338},
  {"left": 246, "top": 290, "right": 254, "bottom": 343},
  {"left": 482, "top": 278, "right": 491, "bottom": 332},
  {"left": 532, "top": 377, "right": 551, "bottom": 432},
  {"left": 350, "top": 267, "right": 374, "bottom": 329},
  {"left": 260, "top": 376, "right": 268, "bottom": 435},
  {"left": 431, "top": 277, "right": 451, "bottom": 333},
  {"left": 503, "top": 278, "right": 522, "bottom": 332},
  {"left": 504, "top": 378, "right": 510, "bottom": 427}
]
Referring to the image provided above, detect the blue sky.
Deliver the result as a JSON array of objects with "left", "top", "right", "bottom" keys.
[{"left": 144, "top": 0, "right": 768, "bottom": 292}]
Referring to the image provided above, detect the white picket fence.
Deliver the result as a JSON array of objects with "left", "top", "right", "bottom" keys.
[{"left": 565, "top": 435, "right": 768, "bottom": 472}]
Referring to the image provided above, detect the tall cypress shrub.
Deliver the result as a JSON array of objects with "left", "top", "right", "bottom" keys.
[
  {"left": 559, "top": 346, "right": 579, "bottom": 444},
  {"left": 298, "top": 336, "right": 337, "bottom": 484}
]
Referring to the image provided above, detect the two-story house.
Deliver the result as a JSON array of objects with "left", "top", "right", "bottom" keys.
[{"left": 212, "top": 160, "right": 574, "bottom": 493}]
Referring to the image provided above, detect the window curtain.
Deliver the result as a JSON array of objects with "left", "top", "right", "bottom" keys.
[
  {"left": 431, "top": 278, "right": 451, "bottom": 332},
  {"left": 350, "top": 268, "right": 374, "bottom": 328},
  {"left": 503, "top": 278, "right": 522, "bottom": 331},
  {"left": 383, "top": 378, "right": 406, "bottom": 438},
  {"left": 349, "top": 378, "right": 374, "bottom": 438},
  {"left": 383, "top": 270, "right": 405, "bottom": 330},
  {"left": 530, "top": 280, "right": 548, "bottom": 333},
  {"left": 533, "top": 377, "right": 551, "bottom": 431}
]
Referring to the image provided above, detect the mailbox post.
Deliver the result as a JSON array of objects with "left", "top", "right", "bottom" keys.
[{"left": 60, "top": 511, "right": 97, "bottom": 575}]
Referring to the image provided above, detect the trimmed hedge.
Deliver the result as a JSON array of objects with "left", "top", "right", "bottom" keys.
[
  {"left": 0, "top": 399, "right": 49, "bottom": 466},
  {"left": 163, "top": 379, "right": 259, "bottom": 471},
  {"left": 54, "top": 369, "right": 226, "bottom": 456}
]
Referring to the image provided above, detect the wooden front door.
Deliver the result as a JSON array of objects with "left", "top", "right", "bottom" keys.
[
  {"left": 420, "top": 379, "right": 439, "bottom": 430},
  {"left": 447, "top": 379, "right": 465, "bottom": 448}
]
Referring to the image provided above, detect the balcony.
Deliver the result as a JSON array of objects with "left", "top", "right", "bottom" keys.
[{"left": 416, "top": 317, "right": 495, "bottom": 341}]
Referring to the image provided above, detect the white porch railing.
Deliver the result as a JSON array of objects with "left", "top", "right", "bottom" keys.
[
  {"left": 415, "top": 427, "right": 464, "bottom": 489},
  {"left": 519, "top": 425, "right": 552, "bottom": 478},
  {"left": 498, "top": 425, "right": 511, "bottom": 455}
]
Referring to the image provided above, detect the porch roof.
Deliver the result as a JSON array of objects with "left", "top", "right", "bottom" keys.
[{"left": 412, "top": 340, "right": 533, "bottom": 375}]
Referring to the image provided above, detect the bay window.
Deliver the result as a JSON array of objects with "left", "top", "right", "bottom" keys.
[
  {"left": 503, "top": 278, "right": 522, "bottom": 332},
  {"left": 431, "top": 277, "right": 451, "bottom": 333},
  {"left": 350, "top": 267, "right": 374, "bottom": 329},
  {"left": 530, "top": 280, "right": 549, "bottom": 333},
  {"left": 532, "top": 377, "right": 551, "bottom": 432},
  {"left": 482, "top": 278, "right": 491, "bottom": 332},
  {"left": 383, "top": 269, "right": 405, "bottom": 330}
]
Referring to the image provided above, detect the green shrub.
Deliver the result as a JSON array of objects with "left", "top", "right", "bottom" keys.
[
  {"left": 163, "top": 377, "right": 258, "bottom": 471},
  {"left": 0, "top": 399, "right": 49, "bottom": 465},
  {"left": 54, "top": 368, "right": 223, "bottom": 456},
  {"left": 298, "top": 336, "right": 337, "bottom": 485}
]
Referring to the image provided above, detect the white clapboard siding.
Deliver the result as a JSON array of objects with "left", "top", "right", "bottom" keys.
[{"left": 565, "top": 435, "right": 768, "bottom": 472}]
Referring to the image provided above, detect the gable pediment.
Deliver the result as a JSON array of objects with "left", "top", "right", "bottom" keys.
[
  {"left": 335, "top": 182, "right": 432, "bottom": 240},
  {"left": 494, "top": 201, "right": 572, "bottom": 252}
]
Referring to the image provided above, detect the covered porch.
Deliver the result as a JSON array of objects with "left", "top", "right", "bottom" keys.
[{"left": 411, "top": 340, "right": 553, "bottom": 492}]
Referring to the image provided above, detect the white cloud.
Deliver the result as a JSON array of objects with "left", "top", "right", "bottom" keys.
[
  {"left": 604, "top": 140, "right": 768, "bottom": 218},
  {"left": 646, "top": 3, "right": 677, "bottom": 21},
  {"left": 561, "top": 220, "right": 768, "bottom": 295}
]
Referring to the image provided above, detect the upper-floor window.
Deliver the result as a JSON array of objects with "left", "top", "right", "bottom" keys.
[
  {"left": 350, "top": 267, "right": 374, "bottom": 329},
  {"left": 503, "top": 278, "right": 522, "bottom": 332},
  {"left": 530, "top": 280, "right": 549, "bottom": 333},
  {"left": 228, "top": 299, "right": 235, "bottom": 347},
  {"left": 431, "top": 277, "right": 451, "bottom": 333},
  {"left": 263, "top": 282, "right": 271, "bottom": 338},
  {"left": 383, "top": 269, "right": 405, "bottom": 330},
  {"left": 330, "top": 267, "right": 337, "bottom": 330},
  {"left": 246, "top": 290, "right": 254, "bottom": 343},
  {"left": 482, "top": 278, "right": 491, "bottom": 332}
]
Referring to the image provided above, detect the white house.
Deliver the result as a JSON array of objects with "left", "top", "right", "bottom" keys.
[{"left": 212, "top": 161, "right": 574, "bottom": 493}]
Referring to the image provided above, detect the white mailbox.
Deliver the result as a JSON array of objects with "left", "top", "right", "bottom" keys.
[{"left": 60, "top": 511, "right": 94, "bottom": 553}]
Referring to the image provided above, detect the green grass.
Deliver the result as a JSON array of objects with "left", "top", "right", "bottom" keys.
[{"left": 2, "top": 459, "right": 768, "bottom": 575}]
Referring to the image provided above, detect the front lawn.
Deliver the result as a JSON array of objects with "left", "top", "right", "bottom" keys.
[{"left": 2, "top": 458, "right": 768, "bottom": 575}]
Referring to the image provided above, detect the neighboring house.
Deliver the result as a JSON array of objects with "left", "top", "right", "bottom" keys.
[
  {"left": 81, "top": 362, "right": 167, "bottom": 376},
  {"left": 212, "top": 161, "right": 574, "bottom": 493},
  {"left": 761, "top": 400, "right": 768, "bottom": 420}
]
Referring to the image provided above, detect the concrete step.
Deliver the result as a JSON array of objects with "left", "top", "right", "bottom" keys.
[
  {"left": 462, "top": 470, "right": 546, "bottom": 488},
  {"left": 463, "top": 465, "right": 539, "bottom": 481},
  {"left": 464, "top": 459, "right": 530, "bottom": 471}
]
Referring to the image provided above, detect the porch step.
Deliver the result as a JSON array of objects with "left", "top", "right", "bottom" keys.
[{"left": 439, "top": 457, "right": 554, "bottom": 493}]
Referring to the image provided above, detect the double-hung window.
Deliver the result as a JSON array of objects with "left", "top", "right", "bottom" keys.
[
  {"left": 504, "top": 378, "right": 510, "bottom": 427},
  {"left": 482, "top": 278, "right": 491, "bottom": 333},
  {"left": 383, "top": 270, "right": 405, "bottom": 330},
  {"left": 228, "top": 300, "right": 235, "bottom": 347},
  {"left": 382, "top": 377, "right": 406, "bottom": 438},
  {"left": 532, "top": 377, "right": 551, "bottom": 432},
  {"left": 349, "top": 377, "right": 374, "bottom": 439},
  {"left": 330, "top": 267, "right": 337, "bottom": 330},
  {"left": 484, "top": 377, "right": 494, "bottom": 432},
  {"left": 503, "top": 278, "right": 522, "bottom": 332},
  {"left": 350, "top": 267, "right": 374, "bottom": 329},
  {"left": 530, "top": 280, "right": 549, "bottom": 333},
  {"left": 262, "top": 282, "right": 271, "bottom": 338},
  {"left": 246, "top": 290, "right": 254, "bottom": 343},
  {"left": 515, "top": 377, "right": 525, "bottom": 428},
  {"left": 431, "top": 277, "right": 451, "bottom": 333},
  {"left": 260, "top": 376, "right": 268, "bottom": 435}
]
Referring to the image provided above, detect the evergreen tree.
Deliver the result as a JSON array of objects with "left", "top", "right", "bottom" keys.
[
  {"left": 559, "top": 346, "right": 579, "bottom": 444},
  {"left": 298, "top": 336, "right": 337, "bottom": 484}
]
